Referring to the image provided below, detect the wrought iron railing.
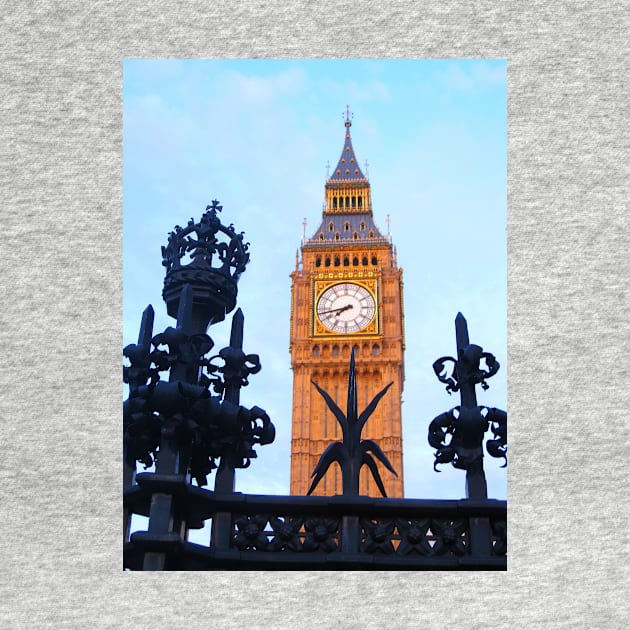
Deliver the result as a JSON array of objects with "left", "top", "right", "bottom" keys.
[
  {"left": 124, "top": 479, "right": 506, "bottom": 570},
  {"left": 123, "top": 201, "right": 507, "bottom": 570}
]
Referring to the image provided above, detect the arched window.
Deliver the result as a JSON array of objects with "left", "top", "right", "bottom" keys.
[
  {"left": 332, "top": 198, "right": 337, "bottom": 209},
  {"left": 353, "top": 256, "right": 359, "bottom": 266},
  {"left": 371, "top": 256, "right": 378, "bottom": 265},
  {"left": 315, "top": 257, "right": 321, "bottom": 267},
  {"left": 319, "top": 233, "right": 324, "bottom": 241},
  {"left": 358, "top": 197, "right": 363, "bottom": 208},
  {"left": 345, "top": 196, "right": 350, "bottom": 207},
  {"left": 339, "top": 196, "right": 344, "bottom": 208},
  {"left": 369, "top": 230, "right": 375, "bottom": 238},
  {"left": 313, "top": 345, "right": 320, "bottom": 357},
  {"left": 351, "top": 196, "right": 356, "bottom": 208},
  {"left": 328, "top": 222, "right": 334, "bottom": 232},
  {"left": 343, "top": 257, "right": 349, "bottom": 266},
  {"left": 335, "top": 232, "right": 340, "bottom": 241},
  {"left": 353, "top": 232, "right": 358, "bottom": 240},
  {"left": 332, "top": 345, "right": 340, "bottom": 357},
  {"left": 334, "top": 257, "right": 340, "bottom": 267},
  {"left": 360, "top": 222, "right": 365, "bottom": 231},
  {"left": 372, "top": 344, "right": 380, "bottom": 356},
  {"left": 344, "top": 222, "right": 350, "bottom": 232},
  {"left": 362, "top": 256, "right": 368, "bottom": 266},
  {"left": 325, "top": 257, "right": 331, "bottom": 267}
]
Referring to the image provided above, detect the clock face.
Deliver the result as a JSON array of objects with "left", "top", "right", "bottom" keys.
[{"left": 316, "top": 282, "right": 376, "bottom": 333}]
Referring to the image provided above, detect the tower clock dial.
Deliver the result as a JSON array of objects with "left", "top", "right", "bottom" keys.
[{"left": 316, "top": 282, "right": 376, "bottom": 333}]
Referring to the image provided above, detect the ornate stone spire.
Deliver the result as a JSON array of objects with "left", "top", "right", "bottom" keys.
[{"left": 328, "top": 105, "right": 367, "bottom": 182}]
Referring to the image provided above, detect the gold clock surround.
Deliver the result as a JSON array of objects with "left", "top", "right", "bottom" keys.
[{"left": 313, "top": 278, "right": 379, "bottom": 337}]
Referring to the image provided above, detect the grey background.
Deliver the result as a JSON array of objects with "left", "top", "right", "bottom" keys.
[{"left": 1, "top": 1, "right": 628, "bottom": 628}]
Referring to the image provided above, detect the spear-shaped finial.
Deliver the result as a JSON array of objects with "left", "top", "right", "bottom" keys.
[
  {"left": 308, "top": 349, "right": 397, "bottom": 497},
  {"left": 344, "top": 104, "right": 353, "bottom": 127}
]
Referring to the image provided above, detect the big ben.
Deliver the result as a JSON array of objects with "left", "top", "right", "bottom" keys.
[{"left": 290, "top": 109, "right": 405, "bottom": 498}]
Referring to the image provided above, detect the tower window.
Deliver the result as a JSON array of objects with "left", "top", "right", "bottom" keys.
[
  {"left": 345, "top": 196, "right": 350, "bottom": 207},
  {"left": 319, "top": 233, "right": 324, "bottom": 241},
  {"left": 325, "top": 257, "right": 330, "bottom": 267},
  {"left": 329, "top": 222, "right": 334, "bottom": 232},
  {"left": 352, "top": 256, "right": 359, "bottom": 265},
  {"left": 360, "top": 222, "right": 365, "bottom": 231},
  {"left": 344, "top": 222, "right": 350, "bottom": 232},
  {"left": 353, "top": 232, "right": 358, "bottom": 240},
  {"left": 358, "top": 197, "right": 362, "bottom": 208},
  {"left": 352, "top": 196, "right": 356, "bottom": 208},
  {"left": 369, "top": 230, "right": 375, "bottom": 238},
  {"left": 334, "top": 257, "right": 340, "bottom": 267},
  {"left": 313, "top": 345, "right": 320, "bottom": 357},
  {"left": 343, "top": 257, "right": 349, "bottom": 266},
  {"left": 332, "top": 345, "right": 340, "bottom": 356},
  {"left": 335, "top": 232, "right": 340, "bottom": 241},
  {"left": 333, "top": 198, "right": 337, "bottom": 209},
  {"left": 315, "top": 257, "right": 321, "bottom": 267},
  {"left": 362, "top": 256, "right": 368, "bottom": 266},
  {"left": 371, "top": 256, "right": 378, "bottom": 265}
]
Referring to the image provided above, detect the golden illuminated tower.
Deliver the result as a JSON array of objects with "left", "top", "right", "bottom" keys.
[{"left": 290, "top": 110, "right": 405, "bottom": 497}]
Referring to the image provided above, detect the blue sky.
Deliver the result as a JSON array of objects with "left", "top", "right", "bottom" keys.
[{"left": 123, "top": 59, "right": 507, "bottom": 503}]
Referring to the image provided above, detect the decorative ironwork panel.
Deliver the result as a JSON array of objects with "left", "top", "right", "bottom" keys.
[{"left": 231, "top": 513, "right": 340, "bottom": 553}]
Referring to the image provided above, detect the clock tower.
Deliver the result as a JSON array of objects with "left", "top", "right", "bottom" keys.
[{"left": 289, "top": 110, "right": 405, "bottom": 497}]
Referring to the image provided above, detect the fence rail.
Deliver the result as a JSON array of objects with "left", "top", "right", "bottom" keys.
[{"left": 124, "top": 472, "right": 506, "bottom": 570}]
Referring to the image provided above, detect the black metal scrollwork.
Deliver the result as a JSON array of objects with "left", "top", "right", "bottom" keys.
[
  {"left": 302, "top": 517, "right": 339, "bottom": 552},
  {"left": 124, "top": 202, "right": 275, "bottom": 488},
  {"left": 161, "top": 200, "right": 250, "bottom": 279},
  {"left": 360, "top": 518, "right": 396, "bottom": 554},
  {"left": 205, "top": 346, "right": 261, "bottom": 395},
  {"left": 428, "top": 313, "right": 507, "bottom": 500},
  {"left": 433, "top": 345, "right": 500, "bottom": 395}
]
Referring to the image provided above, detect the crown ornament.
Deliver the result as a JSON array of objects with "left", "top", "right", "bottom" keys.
[{"left": 161, "top": 200, "right": 250, "bottom": 326}]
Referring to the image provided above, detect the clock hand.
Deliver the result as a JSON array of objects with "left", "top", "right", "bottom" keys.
[{"left": 318, "top": 304, "right": 353, "bottom": 315}]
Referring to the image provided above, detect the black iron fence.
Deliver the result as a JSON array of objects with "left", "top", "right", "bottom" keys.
[
  {"left": 124, "top": 480, "right": 506, "bottom": 570},
  {"left": 123, "top": 202, "right": 507, "bottom": 571}
]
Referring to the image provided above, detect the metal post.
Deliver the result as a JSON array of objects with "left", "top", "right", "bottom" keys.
[
  {"left": 124, "top": 305, "right": 154, "bottom": 543},
  {"left": 143, "top": 286, "right": 194, "bottom": 570},
  {"left": 454, "top": 313, "right": 491, "bottom": 556},
  {"left": 454, "top": 313, "right": 488, "bottom": 500},
  {"left": 212, "top": 309, "right": 244, "bottom": 550}
]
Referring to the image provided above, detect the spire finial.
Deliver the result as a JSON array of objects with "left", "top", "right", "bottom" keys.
[
  {"left": 325, "top": 160, "right": 330, "bottom": 179},
  {"left": 344, "top": 104, "right": 352, "bottom": 128},
  {"left": 365, "top": 159, "right": 369, "bottom": 178}
]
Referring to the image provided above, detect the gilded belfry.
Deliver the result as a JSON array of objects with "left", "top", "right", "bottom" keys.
[{"left": 290, "top": 109, "right": 405, "bottom": 497}]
